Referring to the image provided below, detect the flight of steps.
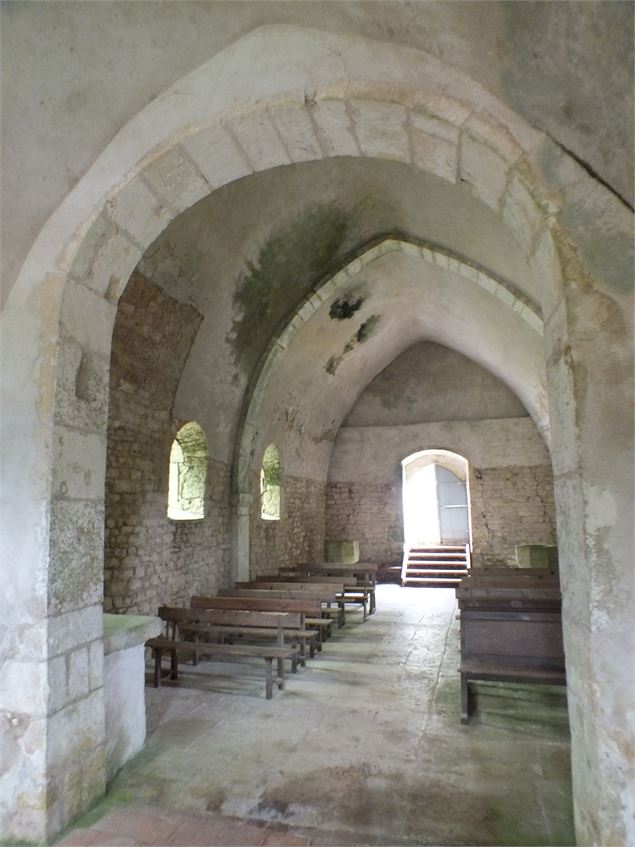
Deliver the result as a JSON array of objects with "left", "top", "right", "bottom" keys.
[{"left": 400, "top": 543, "right": 470, "bottom": 586}]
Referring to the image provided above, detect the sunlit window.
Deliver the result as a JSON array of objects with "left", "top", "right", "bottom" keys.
[{"left": 167, "top": 422, "right": 208, "bottom": 520}]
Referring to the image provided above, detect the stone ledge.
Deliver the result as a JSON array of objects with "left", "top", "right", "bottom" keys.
[{"left": 103, "top": 614, "right": 162, "bottom": 655}]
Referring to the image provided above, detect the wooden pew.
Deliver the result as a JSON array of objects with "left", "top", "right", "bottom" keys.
[
  {"left": 456, "top": 571, "right": 565, "bottom": 723},
  {"left": 219, "top": 587, "right": 347, "bottom": 627},
  {"left": 240, "top": 578, "right": 371, "bottom": 621},
  {"left": 191, "top": 595, "right": 332, "bottom": 647},
  {"left": 283, "top": 563, "right": 378, "bottom": 614},
  {"left": 169, "top": 604, "right": 317, "bottom": 665},
  {"left": 147, "top": 607, "right": 300, "bottom": 699}
]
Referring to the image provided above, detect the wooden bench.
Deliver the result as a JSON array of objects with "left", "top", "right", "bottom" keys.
[
  {"left": 147, "top": 607, "right": 301, "bottom": 699},
  {"left": 247, "top": 578, "right": 372, "bottom": 621},
  {"left": 191, "top": 595, "right": 332, "bottom": 647},
  {"left": 160, "top": 604, "right": 316, "bottom": 665},
  {"left": 456, "top": 572, "right": 565, "bottom": 723},
  {"left": 234, "top": 580, "right": 370, "bottom": 622},
  {"left": 284, "top": 563, "right": 378, "bottom": 614},
  {"left": 219, "top": 587, "right": 347, "bottom": 627}
]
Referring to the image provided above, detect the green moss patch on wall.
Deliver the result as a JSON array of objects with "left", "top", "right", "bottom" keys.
[{"left": 228, "top": 204, "right": 354, "bottom": 374}]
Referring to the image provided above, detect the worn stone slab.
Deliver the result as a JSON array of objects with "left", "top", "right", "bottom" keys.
[
  {"left": 141, "top": 146, "right": 210, "bottom": 214},
  {"left": 460, "top": 134, "right": 509, "bottom": 212},
  {"left": 49, "top": 499, "right": 105, "bottom": 615},
  {"left": 183, "top": 124, "right": 252, "bottom": 189},
  {"left": 106, "top": 176, "right": 172, "bottom": 249},
  {"left": 310, "top": 100, "right": 359, "bottom": 157},
  {"left": 103, "top": 614, "right": 162, "bottom": 655},
  {"left": 229, "top": 110, "right": 291, "bottom": 172},
  {"left": 325, "top": 539, "right": 360, "bottom": 564}
]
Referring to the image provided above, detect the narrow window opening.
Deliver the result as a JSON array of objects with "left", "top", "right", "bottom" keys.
[
  {"left": 260, "top": 443, "right": 281, "bottom": 520},
  {"left": 167, "top": 422, "right": 208, "bottom": 520}
]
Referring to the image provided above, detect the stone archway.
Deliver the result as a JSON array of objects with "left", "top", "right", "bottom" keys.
[{"left": 0, "top": 24, "right": 631, "bottom": 845}]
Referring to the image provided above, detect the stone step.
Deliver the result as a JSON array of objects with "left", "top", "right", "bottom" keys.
[
  {"left": 406, "top": 560, "right": 467, "bottom": 568},
  {"left": 409, "top": 552, "right": 467, "bottom": 559},
  {"left": 402, "top": 577, "right": 464, "bottom": 585},
  {"left": 405, "top": 568, "right": 468, "bottom": 576}
]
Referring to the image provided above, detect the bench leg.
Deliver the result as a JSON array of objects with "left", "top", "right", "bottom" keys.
[
  {"left": 461, "top": 674, "right": 470, "bottom": 724},
  {"left": 265, "top": 658, "right": 273, "bottom": 699},
  {"left": 309, "top": 640, "right": 315, "bottom": 659},
  {"left": 298, "top": 640, "right": 306, "bottom": 667},
  {"left": 278, "top": 659, "right": 285, "bottom": 690},
  {"left": 362, "top": 597, "right": 368, "bottom": 622},
  {"left": 170, "top": 648, "right": 178, "bottom": 680},
  {"left": 370, "top": 589, "right": 376, "bottom": 614},
  {"left": 153, "top": 649, "right": 161, "bottom": 688}
]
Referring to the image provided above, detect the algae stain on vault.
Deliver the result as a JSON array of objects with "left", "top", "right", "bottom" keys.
[{"left": 227, "top": 204, "right": 354, "bottom": 375}]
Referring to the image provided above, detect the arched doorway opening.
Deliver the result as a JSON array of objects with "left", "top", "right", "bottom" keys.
[{"left": 401, "top": 450, "right": 472, "bottom": 585}]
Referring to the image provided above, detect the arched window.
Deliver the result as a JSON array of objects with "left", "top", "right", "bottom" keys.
[
  {"left": 260, "top": 444, "right": 281, "bottom": 520},
  {"left": 167, "top": 422, "right": 208, "bottom": 520}
]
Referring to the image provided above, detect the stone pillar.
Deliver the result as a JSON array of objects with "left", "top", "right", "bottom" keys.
[
  {"left": 233, "top": 493, "right": 253, "bottom": 583},
  {"left": 544, "top": 239, "right": 634, "bottom": 845},
  {"left": 0, "top": 283, "right": 111, "bottom": 841}
]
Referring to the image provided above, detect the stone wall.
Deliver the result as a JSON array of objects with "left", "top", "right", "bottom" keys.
[
  {"left": 468, "top": 464, "right": 556, "bottom": 567},
  {"left": 249, "top": 473, "right": 326, "bottom": 576},
  {"left": 326, "top": 481, "right": 402, "bottom": 564},
  {"left": 105, "top": 453, "right": 232, "bottom": 614},
  {"left": 104, "top": 272, "right": 231, "bottom": 615},
  {"left": 326, "top": 430, "right": 556, "bottom": 566},
  {"left": 325, "top": 425, "right": 557, "bottom": 569}
]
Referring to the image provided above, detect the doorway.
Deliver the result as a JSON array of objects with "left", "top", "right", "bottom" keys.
[{"left": 402, "top": 450, "right": 471, "bottom": 547}]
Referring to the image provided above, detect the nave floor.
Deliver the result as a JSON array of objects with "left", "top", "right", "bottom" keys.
[{"left": 58, "top": 586, "right": 574, "bottom": 846}]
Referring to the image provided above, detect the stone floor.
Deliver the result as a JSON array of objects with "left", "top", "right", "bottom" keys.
[{"left": 58, "top": 586, "right": 575, "bottom": 846}]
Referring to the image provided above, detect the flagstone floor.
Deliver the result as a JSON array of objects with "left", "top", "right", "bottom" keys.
[{"left": 58, "top": 586, "right": 574, "bottom": 846}]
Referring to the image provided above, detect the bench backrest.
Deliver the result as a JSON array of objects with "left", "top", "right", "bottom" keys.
[
  {"left": 219, "top": 588, "right": 339, "bottom": 602},
  {"left": 456, "top": 582, "right": 562, "bottom": 613},
  {"left": 294, "top": 562, "right": 378, "bottom": 573},
  {"left": 465, "top": 568, "right": 558, "bottom": 578},
  {"left": 191, "top": 595, "right": 322, "bottom": 615},
  {"left": 158, "top": 605, "right": 301, "bottom": 630},
  {"left": 265, "top": 575, "right": 357, "bottom": 586},
  {"left": 236, "top": 581, "right": 345, "bottom": 592},
  {"left": 461, "top": 610, "right": 565, "bottom": 670}
]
